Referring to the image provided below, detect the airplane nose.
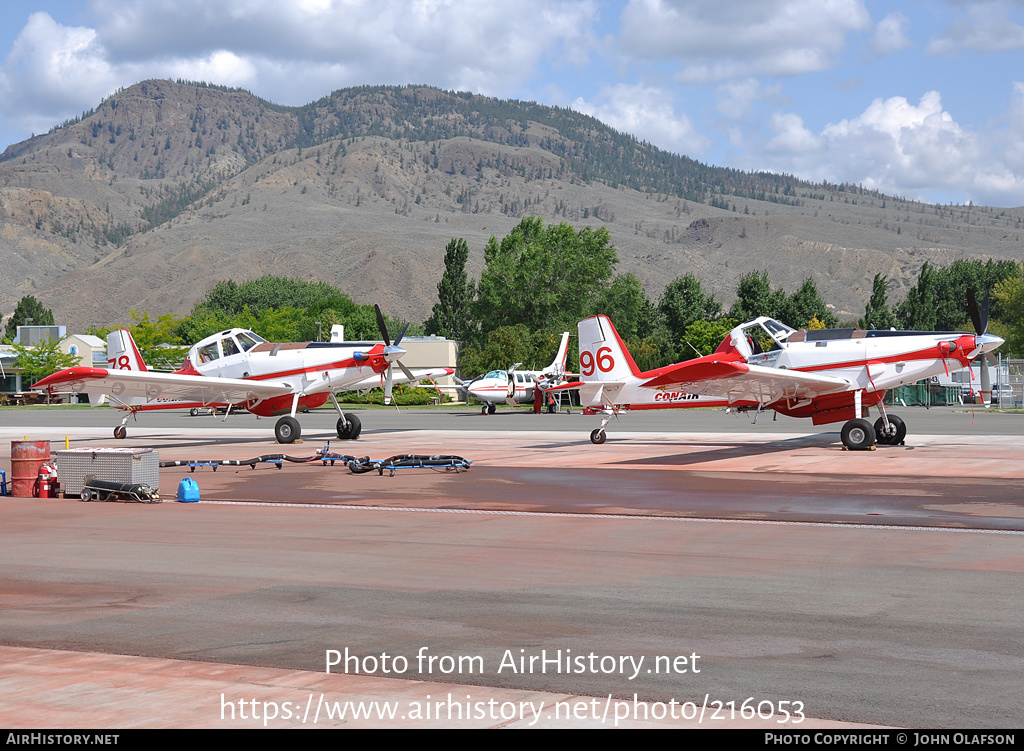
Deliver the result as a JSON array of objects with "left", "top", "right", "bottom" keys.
[
  {"left": 977, "top": 333, "right": 1004, "bottom": 353},
  {"left": 383, "top": 344, "right": 406, "bottom": 363}
]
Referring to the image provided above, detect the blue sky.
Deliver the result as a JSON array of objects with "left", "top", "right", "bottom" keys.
[{"left": 3, "top": 0, "right": 1024, "bottom": 206}]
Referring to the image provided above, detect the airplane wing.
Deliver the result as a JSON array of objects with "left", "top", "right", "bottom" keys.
[
  {"left": 348, "top": 367, "right": 454, "bottom": 391},
  {"left": 33, "top": 367, "right": 294, "bottom": 406},
  {"left": 640, "top": 360, "right": 850, "bottom": 405}
]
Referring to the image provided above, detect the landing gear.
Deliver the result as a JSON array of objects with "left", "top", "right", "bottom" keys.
[
  {"left": 590, "top": 428, "right": 606, "bottom": 445},
  {"left": 481, "top": 403, "right": 496, "bottom": 415},
  {"left": 840, "top": 418, "right": 875, "bottom": 451},
  {"left": 481, "top": 404, "right": 488, "bottom": 415},
  {"left": 337, "top": 413, "right": 362, "bottom": 439},
  {"left": 113, "top": 425, "right": 127, "bottom": 440},
  {"left": 190, "top": 408, "right": 200, "bottom": 416},
  {"left": 275, "top": 416, "right": 301, "bottom": 444},
  {"left": 874, "top": 414, "right": 906, "bottom": 445}
]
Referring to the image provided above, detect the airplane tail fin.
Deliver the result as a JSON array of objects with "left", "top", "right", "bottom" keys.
[
  {"left": 577, "top": 315, "right": 642, "bottom": 382},
  {"left": 545, "top": 332, "right": 571, "bottom": 376},
  {"left": 106, "top": 329, "right": 149, "bottom": 373}
]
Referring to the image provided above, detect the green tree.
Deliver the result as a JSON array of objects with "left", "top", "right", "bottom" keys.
[
  {"left": 859, "top": 274, "right": 898, "bottom": 330},
  {"left": 424, "top": 237, "right": 475, "bottom": 341},
  {"left": 658, "top": 274, "right": 722, "bottom": 339},
  {"left": 14, "top": 338, "right": 80, "bottom": 386},
  {"left": 5, "top": 296, "right": 55, "bottom": 340},
  {"left": 680, "top": 318, "right": 739, "bottom": 360},
  {"left": 457, "top": 324, "right": 550, "bottom": 378},
  {"left": 592, "top": 273, "right": 658, "bottom": 342},
  {"left": 474, "top": 217, "right": 618, "bottom": 334},
  {"left": 895, "top": 262, "right": 937, "bottom": 330},
  {"left": 927, "top": 259, "right": 1018, "bottom": 331},
  {"left": 126, "top": 311, "right": 190, "bottom": 370},
  {"left": 782, "top": 278, "right": 837, "bottom": 329},
  {"left": 993, "top": 263, "right": 1024, "bottom": 356},
  {"left": 729, "top": 271, "right": 787, "bottom": 322}
]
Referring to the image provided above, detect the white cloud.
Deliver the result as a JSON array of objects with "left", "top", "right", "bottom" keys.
[
  {"left": 0, "top": 1, "right": 598, "bottom": 143},
  {"left": 715, "top": 78, "right": 785, "bottom": 119},
  {"left": 870, "top": 12, "right": 911, "bottom": 56},
  {"left": 570, "top": 83, "right": 711, "bottom": 156},
  {"left": 928, "top": 2, "right": 1024, "bottom": 55},
  {"left": 0, "top": 12, "right": 117, "bottom": 136},
  {"left": 618, "top": 0, "right": 871, "bottom": 82},
  {"left": 759, "top": 90, "right": 1024, "bottom": 205}
]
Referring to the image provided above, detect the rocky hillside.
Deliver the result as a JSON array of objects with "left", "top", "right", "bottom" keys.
[{"left": 2, "top": 80, "right": 1022, "bottom": 329}]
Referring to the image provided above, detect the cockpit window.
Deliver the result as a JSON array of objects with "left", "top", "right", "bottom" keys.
[
  {"left": 221, "top": 337, "right": 241, "bottom": 357},
  {"left": 236, "top": 332, "right": 262, "bottom": 351},
  {"left": 197, "top": 344, "right": 220, "bottom": 363},
  {"left": 484, "top": 370, "right": 506, "bottom": 379}
]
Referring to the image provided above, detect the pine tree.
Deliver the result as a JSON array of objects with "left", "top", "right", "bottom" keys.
[{"left": 5, "top": 296, "right": 55, "bottom": 341}]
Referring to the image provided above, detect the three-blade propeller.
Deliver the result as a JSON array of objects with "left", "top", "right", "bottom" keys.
[{"left": 375, "top": 304, "right": 415, "bottom": 405}]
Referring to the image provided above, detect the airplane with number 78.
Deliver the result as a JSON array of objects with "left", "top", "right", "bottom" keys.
[
  {"left": 572, "top": 294, "right": 1003, "bottom": 449},
  {"left": 33, "top": 305, "right": 452, "bottom": 444}
]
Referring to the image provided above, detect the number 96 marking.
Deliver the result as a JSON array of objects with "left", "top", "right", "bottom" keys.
[{"left": 580, "top": 347, "right": 614, "bottom": 376}]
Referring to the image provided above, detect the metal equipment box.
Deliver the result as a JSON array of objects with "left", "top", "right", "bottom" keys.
[{"left": 56, "top": 448, "right": 160, "bottom": 497}]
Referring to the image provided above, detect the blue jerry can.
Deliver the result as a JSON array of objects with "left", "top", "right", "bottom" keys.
[{"left": 176, "top": 477, "right": 200, "bottom": 503}]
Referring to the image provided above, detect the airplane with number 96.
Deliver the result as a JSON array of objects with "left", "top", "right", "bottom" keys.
[
  {"left": 573, "top": 292, "right": 1003, "bottom": 449},
  {"left": 33, "top": 306, "right": 452, "bottom": 444}
]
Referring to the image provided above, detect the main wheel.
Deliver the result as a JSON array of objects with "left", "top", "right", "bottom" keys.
[
  {"left": 481, "top": 404, "right": 488, "bottom": 415},
  {"left": 190, "top": 408, "right": 200, "bottom": 416},
  {"left": 590, "top": 428, "right": 606, "bottom": 445},
  {"left": 841, "top": 418, "right": 875, "bottom": 450},
  {"left": 337, "top": 413, "right": 362, "bottom": 439},
  {"left": 275, "top": 416, "right": 301, "bottom": 444},
  {"left": 874, "top": 414, "right": 906, "bottom": 446},
  {"left": 80, "top": 488, "right": 93, "bottom": 502},
  {"left": 113, "top": 425, "right": 127, "bottom": 439},
  {"left": 488, "top": 403, "right": 496, "bottom": 415}
]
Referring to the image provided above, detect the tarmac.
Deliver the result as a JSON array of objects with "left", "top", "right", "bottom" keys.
[{"left": 1, "top": 406, "right": 1022, "bottom": 728}]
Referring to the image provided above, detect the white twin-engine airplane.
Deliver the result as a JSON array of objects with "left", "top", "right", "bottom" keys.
[
  {"left": 576, "top": 305, "right": 1003, "bottom": 449},
  {"left": 34, "top": 306, "right": 452, "bottom": 444},
  {"left": 465, "top": 332, "right": 572, "bottom": 414}
]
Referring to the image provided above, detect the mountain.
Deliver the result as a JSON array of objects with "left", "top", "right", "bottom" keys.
[{"left": 1, "top": 79, "right": 1022, "bottom": 329}]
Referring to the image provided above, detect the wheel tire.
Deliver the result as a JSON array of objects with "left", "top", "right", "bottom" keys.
[
  {"left": 481, "top": 405, "right": 488, "bottom": 415},
  {"left": 275, "top": 416, "right": 301, "bottom": 444},
  {"left": 590, "top": 428, "right": 607, "bottom": 445},
  {"left": 874, "top": 414, "right": 907, "bottom": 446},
  {"left": 337, "top": 413, "right": 362, "bottom": 439},
  {"left": 113, "top": 426, "right": 127, "bottom": 440},
  {"left": 841, "top": 418, "right": 875, "bottom": 451},
  {"left": 488, "top": 403, "right": 496, "bottom": 415},
  {"left": 190, "top": 408, "right": 200, "bottom": 416},
  {"left": 80, "top": 488, "right": 92, "bottom": 502}
]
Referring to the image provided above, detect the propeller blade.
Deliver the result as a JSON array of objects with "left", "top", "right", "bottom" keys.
[
  {"left": 393, "top": 322, "right": 410, "bottom": 348},
  {"left": 397, "top": 360, "right": 416, "bottom": 383},
  {"left": 384, "top": 366, "right": 394, "bottom": 405},
  {"left": 375, "top": 304, "right": 391, "bottom": 346},
  {"left": 966, "top": 288, "right": 989, "bottom": 336}
]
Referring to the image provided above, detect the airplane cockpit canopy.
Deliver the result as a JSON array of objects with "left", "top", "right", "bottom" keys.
[
  {"left": 483, "top": 370, "right": 507, "bottom": 380},
  {"left": 731, "top": 317, "right": 796, "bottom": 359},
  {"left": 192, "top": 329, "right": 266, "bottom": 363}
]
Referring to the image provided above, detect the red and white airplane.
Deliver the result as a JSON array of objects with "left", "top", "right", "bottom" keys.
[
  {"left": 575, "top": 307, "right": 1003, "bottom": 449},
  {"left": 33, "top": 306, "right": 452, "bottom": 443},
  {"left": 465, "top": 332, "right": 571, "bottom": 414}
]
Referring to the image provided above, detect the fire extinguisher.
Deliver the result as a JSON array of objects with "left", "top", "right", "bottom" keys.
[{"left": 34, "top": 463, "right": 59, "bottom": 498}]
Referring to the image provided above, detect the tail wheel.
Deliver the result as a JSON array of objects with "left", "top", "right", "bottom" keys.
[
  {"left": 275, "top": 416, "right": 301, "bottom": 444},
  {"left": 874, "top": 414, "right": 906, "bottom": 446},
  {"left": 841, "top": 418, "right": 875, "bottom": 451},
  {"left": 113, "top": 426, "right": 127, "bottom": 440},
  {"left": 590, "top": 429, "right": 606, "bottom": 445}
]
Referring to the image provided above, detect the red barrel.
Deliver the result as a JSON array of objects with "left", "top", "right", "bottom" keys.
[{"left": 11, "top": 440, "right": 50, "bottom": 498}]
